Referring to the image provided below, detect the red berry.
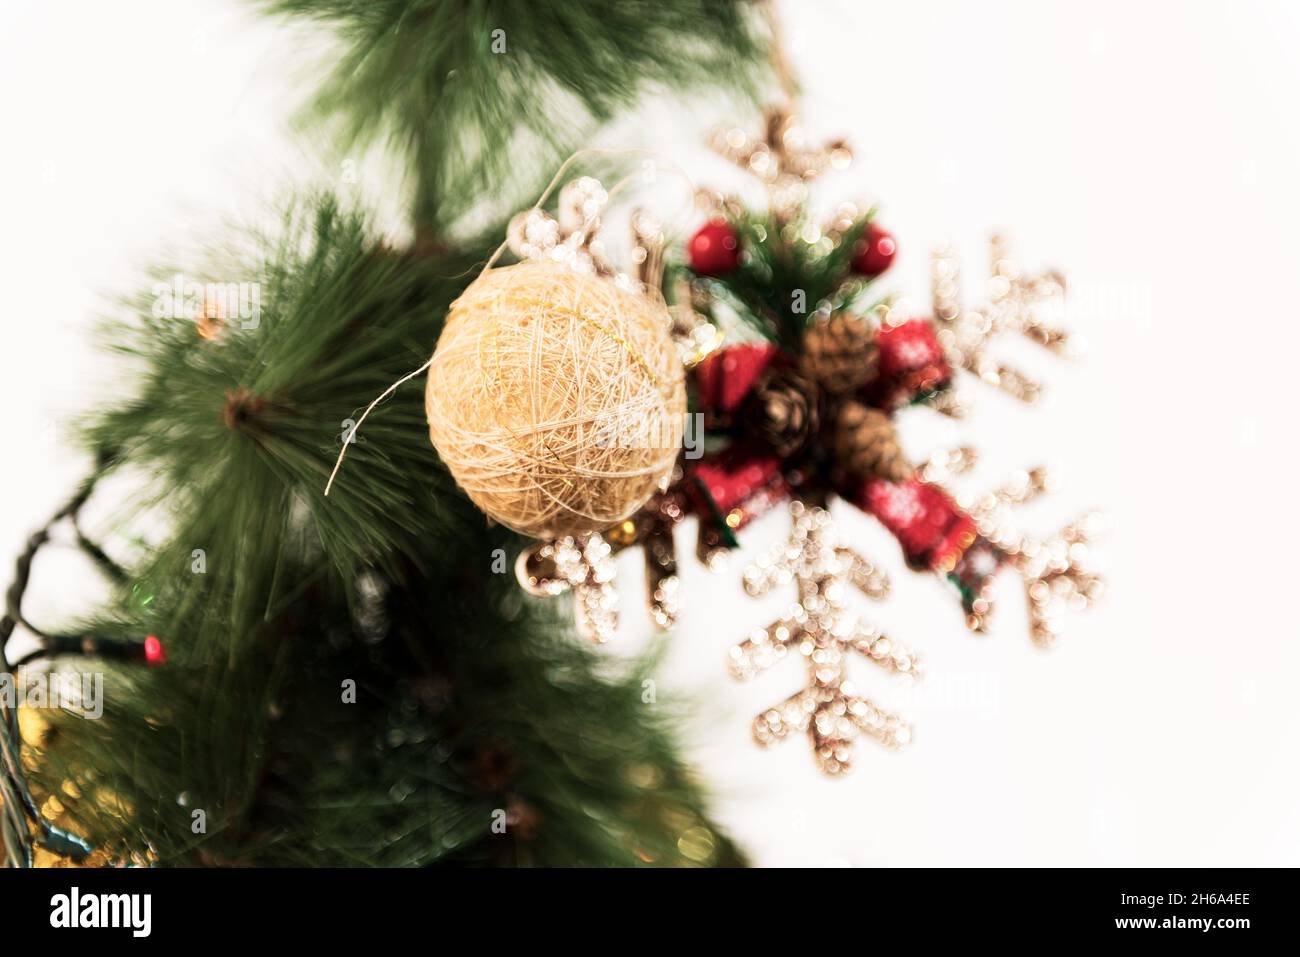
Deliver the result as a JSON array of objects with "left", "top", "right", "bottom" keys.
[
  {"left": 852, "top": 223, "right": 897, "bottom": 277},
  {"left": 688, "top": 220, "right": 741, "bottom": 276}
]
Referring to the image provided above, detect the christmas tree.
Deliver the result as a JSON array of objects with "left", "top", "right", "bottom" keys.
[
  {"left": 0, "top": 0, "right": 774, "bottom": 868},
  {"left": 3, "top": 0, "right": 1104, "bottom": 870}
]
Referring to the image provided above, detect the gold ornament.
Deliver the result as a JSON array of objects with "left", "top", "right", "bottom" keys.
[
  {"left": 630, "top": 210, "right": 725, "bottom": 368},
  {"left": 425, "top": 261, "right": 686, "bottom": 538},
  {"left": 515, "top": 533, "right": 619, "bottom": 643},
  {"left": 515, "top": 478, "right": 689, "bottom": 643},
  {"left": 930, "top": 235, "right": 1069, "bottom": 403},
  {"left": 506, "top": 176, "right": 616, "bottom": 278},
  {"left": 918, "top": 450, "right": 1104, "bottom": 643},
  {"left": 730, "top": 502, "right": 918, "bottom": 775},
  {"left": 709, "top": 105, "right": 853, "bottom": 220}
]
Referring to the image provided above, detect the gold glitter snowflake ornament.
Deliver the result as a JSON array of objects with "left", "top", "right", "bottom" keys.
[{"left": 728, "top": 502, "right": 919, "bottom": 775}]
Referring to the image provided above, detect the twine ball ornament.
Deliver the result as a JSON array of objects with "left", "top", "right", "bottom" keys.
[{"left": 425, "top": 261, "right": 686, "bottom": 538}]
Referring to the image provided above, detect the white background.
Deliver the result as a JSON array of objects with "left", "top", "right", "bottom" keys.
[{"left": 3, "top": 0, "right": 1298, "bottom": 866}]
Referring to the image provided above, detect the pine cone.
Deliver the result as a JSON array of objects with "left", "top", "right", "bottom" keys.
[
  {"left": 740, "top": 368, "right": 820, "bottom": 458},
  {"left": 800, "top": 312, "right": 879, "bottom": 394},
  {"left": 832, "top": 401, "right": 912, "bottom": 482}
]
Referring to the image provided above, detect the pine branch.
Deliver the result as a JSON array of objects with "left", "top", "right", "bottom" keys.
[
  {"left": 11, "top": 0, "right": 779, "bottom": 867},
  {"left": 259, "top": 0, "right": 771, "bottom": 235},
  {"left": 19, "top": 193, "right": 742, "bottom": 867},
  {"left": 681, "top": 206, "right": 879, "bottom": 349}
]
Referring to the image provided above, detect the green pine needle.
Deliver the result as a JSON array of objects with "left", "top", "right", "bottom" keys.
[{"left": 259, "top": 0, "right": 771, "bottom": 234}]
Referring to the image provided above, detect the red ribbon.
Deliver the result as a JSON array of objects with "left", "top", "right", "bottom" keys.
[
  {"left": 867, "top": 318, "right": 952, "bottom": 408},
  {"left": 852, "top": 477, "right": 976, "bottom": 573},
  {"left": 685, "top": 445, "right": 789, "bottom": 538},
  {"left": 683, "top": 324, "right": 998, "bottom": 611},
  {"left": 847, "top": 476, "right": 1008, "bottom": 614},
  {"left": 691, "top": 342, "right": 779, "bottom": 424}
]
